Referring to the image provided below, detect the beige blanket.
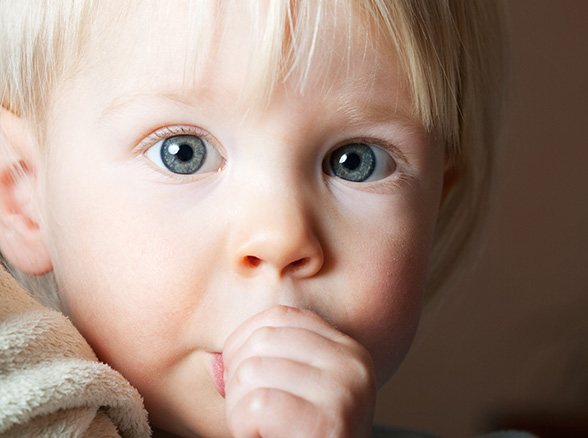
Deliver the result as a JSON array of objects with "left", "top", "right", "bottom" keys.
[{"left": 0, "top": 267, "right": 151, "bottom": 437}]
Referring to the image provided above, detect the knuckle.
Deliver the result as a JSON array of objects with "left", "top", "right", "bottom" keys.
[
  {"left": 329, "top": 354, "right": 375, "bottom": 406},
  {"left": 234, "top": 356, "right": 262, "bottom": 385},
  {"left": 227, "top": 390, "right": 270, "bottom": 437},
  {"left": 354, "top": 353, "right": 374, "bottom": 382},
  {"left": 249, "top": 326, "right": 278, "bottom": 352},
  {"left": 348, "top": 345, "right": 375, "bottom": 383},
  {"left": 242, "top": 387, "right": 272, "bottom": 415}
]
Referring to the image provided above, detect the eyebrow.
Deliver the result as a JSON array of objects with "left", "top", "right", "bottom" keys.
[
  {"left": 336, "top": 99, "right": 425, "bottom": 133},
  {"left": 98, "top": 88, "right": 223, "bottom": 123},
  {"left": 99, "top": 87, "right": 427, "bottom": 138}
]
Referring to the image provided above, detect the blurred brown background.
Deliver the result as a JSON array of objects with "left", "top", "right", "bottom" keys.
[{"left": 374, "top": 1, "right": 588, "bottom": 437}]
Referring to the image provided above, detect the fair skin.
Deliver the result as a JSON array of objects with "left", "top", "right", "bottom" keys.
[{"left": 0, "top": 3, "right": 446, "bottom": 437}]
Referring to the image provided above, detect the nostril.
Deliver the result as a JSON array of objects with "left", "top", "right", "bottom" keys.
[
  {"left": 244, "top": 255, "right": 261, "bottom": 268},
  {"left": 289, "top": 257, "right": 310, "bottom": 269}
]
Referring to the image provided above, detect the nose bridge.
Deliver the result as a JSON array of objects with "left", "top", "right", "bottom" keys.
[{"left": 228, "top": 173, "right": 324, "bottom": 280}]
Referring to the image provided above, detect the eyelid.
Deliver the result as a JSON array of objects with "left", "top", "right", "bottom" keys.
[
  {"left": 335, "top": 136, "right": 409, "bottom": 166},
  {"left": 134, "top": 125, "right": 221, "bottom": 154}
]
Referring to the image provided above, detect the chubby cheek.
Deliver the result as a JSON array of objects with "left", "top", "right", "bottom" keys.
[
  {"left": 328, "top": 198, "right": 436, "bottom": 387},
  {"left": 42, "top": 159, "right": 218, "bottom": 382},
  {"left": 51, "top": 216, "right": 193, "bottom": 371},
  {"left": 344, "top": 245, "right": 426, "bottom": 387}
]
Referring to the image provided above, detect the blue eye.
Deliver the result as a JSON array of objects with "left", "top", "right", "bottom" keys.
[
  {"left": 325, "top": 142, "right": 396, "bottom": 182},
  {"left": 146, "top": 133, "right": 224, "bottom": 175}
]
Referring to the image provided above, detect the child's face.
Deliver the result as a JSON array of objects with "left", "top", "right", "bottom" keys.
[{"left": 36, "top": 3, "right": 444, "bottom": 436}]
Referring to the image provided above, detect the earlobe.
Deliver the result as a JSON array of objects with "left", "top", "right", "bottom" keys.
[{"left": 0, "top": 108, "right": 52, "bottom": 275}]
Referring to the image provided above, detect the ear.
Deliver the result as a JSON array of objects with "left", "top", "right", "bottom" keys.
[
  {"left": 441, "top": 159, "right": 461, "bottom": 205},
  {"left": 0, "top": 108, "right": 52, "bottom": 275}
]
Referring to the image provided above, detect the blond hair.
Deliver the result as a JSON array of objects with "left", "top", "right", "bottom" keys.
[{"left": 0, "top": 0, "right": 505, "bottom": 308}]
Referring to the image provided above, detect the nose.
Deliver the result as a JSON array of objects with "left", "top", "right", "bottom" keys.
[{"left": 230, "top": 195, "right": 324, "bottom": 280}]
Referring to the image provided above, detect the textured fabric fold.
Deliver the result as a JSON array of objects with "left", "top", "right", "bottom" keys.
[{"left": 0, "top": 267, "right": 151, "bottom": 437}]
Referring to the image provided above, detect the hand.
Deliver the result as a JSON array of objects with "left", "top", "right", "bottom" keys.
[{"left": 223, "top": 305, "right": 376, "bottom": 438}]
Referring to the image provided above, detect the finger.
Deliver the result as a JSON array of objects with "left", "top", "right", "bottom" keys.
[
  {"left": 224, "top": 356, "right": 324, "bottom": 414},
  {"left": 224, "top": 337, "right": 376, "bottom": 422},
  {"left": 225, "top": 325, "right": 342, "bottom": 378},
  {"left": 227, "top": 388, "right": 334, "bottom": 438},
  {"left": 223, "top": 305, "right": 350, "bottom": 361}
]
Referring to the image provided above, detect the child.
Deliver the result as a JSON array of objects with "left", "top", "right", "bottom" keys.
[{"left": 0, "top": 1, "right": 517, "bottom": 436}]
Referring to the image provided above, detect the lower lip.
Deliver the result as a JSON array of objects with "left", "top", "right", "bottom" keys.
[{"left": 210, "top": 353, "right": 225, "bottom": 397}]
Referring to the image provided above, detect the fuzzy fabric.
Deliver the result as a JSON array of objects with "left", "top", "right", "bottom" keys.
[{"left": 0, "top": 267, "right": 151, "bottom": 437}]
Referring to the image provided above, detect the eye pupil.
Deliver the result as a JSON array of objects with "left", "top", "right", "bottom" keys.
[
  {"left": 339, "top": 152, "right": 361, "bottom": 170},
  {"left": 175, "top": 143, "right": 194, "bottom": 162}
]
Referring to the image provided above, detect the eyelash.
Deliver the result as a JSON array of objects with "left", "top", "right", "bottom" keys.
[
  {"left": 332, "top": 136, "right": 405, "bottom": 162},
  {"left": 135, "top": 125, "right": 223, "bottom": 182},
  {"left": 353, "top": 171, "right": 415, "bottom": 193},
  {"left": 135, "top": 125, "right": 215, "bottom": 152},
  {"left": 135, "top": 125, "right": 413, "bottom": 190}
]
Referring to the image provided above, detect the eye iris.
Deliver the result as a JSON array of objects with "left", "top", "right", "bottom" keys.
[
  {"left": 161, "top": 135, "right": 206, "bottom": 174},
  {"left": 329, "top": 143, "right": 375, "bottom": 182}
]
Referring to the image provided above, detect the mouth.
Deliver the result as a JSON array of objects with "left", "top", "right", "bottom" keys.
[{"left": 209, "top": 352, "right": 225, "bottom": 397}]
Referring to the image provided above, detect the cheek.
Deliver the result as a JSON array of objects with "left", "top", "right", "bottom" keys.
[
  {"left": 329, "top": 196, "right": 438, "bottom": 387},
  {"left": 42, "top": 158, "right": 222, "bottom": 378},
  {"left": 344, "top": 239, "right": 427, "bottom": 387}
]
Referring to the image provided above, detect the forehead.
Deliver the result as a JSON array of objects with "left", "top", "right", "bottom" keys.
[{"left": 62, "top": 1, "right": 414, "bottom": 124}]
